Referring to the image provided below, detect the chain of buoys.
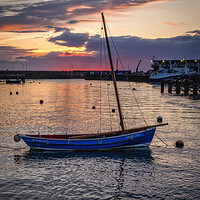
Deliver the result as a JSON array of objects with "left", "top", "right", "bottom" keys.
[{"left": 10, "top": 91, "right": 19, "bottom": 95}]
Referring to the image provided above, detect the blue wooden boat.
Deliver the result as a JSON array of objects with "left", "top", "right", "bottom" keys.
[
  {"left": 14, "top": 13, "right": 167, "bottom": 151},
  {"left": 14, "top": 127, "right": 158, "bottom": 151}
]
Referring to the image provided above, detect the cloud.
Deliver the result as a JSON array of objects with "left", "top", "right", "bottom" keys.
[
  {"left": 67, "top": 20, "right": 79, "bottom": 24},
  {"left": 6, "top": 30, "right": 47, "bottom": 33},
  {"left": 0, "top": 45, "right": 35, "bottom": 58},
  {"left": 0, "top": 0, "right": 166, "bottom": 32},
  {"left": 186, "top": 30, "right": 200, "bottom": 35},
  {"left": 85, "top": 30, "right": 200, "bottom": 71},
  {"left": 45, "top": 25, "right": 68, "bottom": 32},
  {"left": 49, "top": 29, "right": 89, "bottom": 47},
  {"left": 1, "top": 29, "right": 199, "bottom": 71},
  {"left": 160, "top": 21, "right": 185, "bottom": 26},
  {"left": 0, "top": 45, "right": 37, "bottom": 70}
]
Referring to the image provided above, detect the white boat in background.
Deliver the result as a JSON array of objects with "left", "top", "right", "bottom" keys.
[
  {"left": 149, "top": 68, "right": 187, "bottom": 82},
  {"left": 149, "top": 59, "right": 199, "bottom": 82}
]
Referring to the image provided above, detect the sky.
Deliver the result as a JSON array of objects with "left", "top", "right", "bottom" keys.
[{"left": 0, "top": 0, "right": 200, "bottom": 71}]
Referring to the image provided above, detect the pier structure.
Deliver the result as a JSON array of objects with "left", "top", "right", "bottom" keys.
[{"left": 161, "top": 76, "right": 200, "bottom": 96}]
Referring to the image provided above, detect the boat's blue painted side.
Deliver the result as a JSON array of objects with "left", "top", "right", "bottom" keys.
[{"left": 19, "top": 128, "right": 156, "bottom": 151}]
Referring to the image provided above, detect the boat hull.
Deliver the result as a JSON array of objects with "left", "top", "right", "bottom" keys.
[
  {"left": 149, "top": 74, "right": 182, "bottom": 82},
  {"left": 19, "top": 128, "right": 156, "bottom": 151},
  {"left": 6, "top": 79, "right": 21, "bottom": 84}
]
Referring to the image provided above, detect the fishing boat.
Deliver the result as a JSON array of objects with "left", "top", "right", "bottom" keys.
[
  {"left": 6, "top": 78, "right": 21, "bottom": 84},
  {"left": 14, "top": 13, "right": 168, "bottom": 151},
  {"left": 149, "top": 58, "right": 199, "bottom": 82},
  {"left": 149, "top": 68, "right": 185, "bottom": 83}
]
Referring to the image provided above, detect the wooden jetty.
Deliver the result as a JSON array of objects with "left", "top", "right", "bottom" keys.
[{"left": 161, "top": 76, "right": 200, "bottom": 96}]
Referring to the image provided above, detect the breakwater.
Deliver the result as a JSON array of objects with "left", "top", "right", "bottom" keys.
[
  {"left": 0, "top": 70, "right": 150, "bottom": 82},
  {"left": 0, "top": 70, "right": 85, "bottom": 79},
  {"left": 84, "top": 73, "right": 149, "bottom": 82}
]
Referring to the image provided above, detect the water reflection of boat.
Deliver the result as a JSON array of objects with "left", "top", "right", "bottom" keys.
[
  {"left": 14, "top": 148, "right": 153, "bottom": 162},
  {"left": 14, "top": 13, "right": 167, "bottom": 151}
]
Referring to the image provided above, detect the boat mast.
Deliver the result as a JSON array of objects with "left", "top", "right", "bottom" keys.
[{"left": 101, "top": 13, "right": 125, "bottom": 134}]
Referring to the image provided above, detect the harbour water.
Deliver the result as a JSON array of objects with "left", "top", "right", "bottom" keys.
[{"left": 0, "top": 79, "right": 200, "bottom": 199}]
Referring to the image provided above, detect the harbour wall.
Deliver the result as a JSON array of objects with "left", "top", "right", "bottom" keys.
[{"left": 0, "top": 70, "right": 150, "bottom": 82}]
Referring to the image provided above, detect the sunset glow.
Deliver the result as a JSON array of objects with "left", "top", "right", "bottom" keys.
[{"left": 0, "top": 0, "right": 199, "bottom": 71}]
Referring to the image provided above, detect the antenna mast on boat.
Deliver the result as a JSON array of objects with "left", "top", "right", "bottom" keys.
[{"left": 101, "top": 13, "right": 125, "bottom": 134}]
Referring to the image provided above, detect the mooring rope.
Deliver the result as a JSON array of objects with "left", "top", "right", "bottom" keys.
[
  {"left": 106, "top": 24, "right": 147, "bottom": 127},
  {"left": 154, "top": 133, "right": 168, "bottom": 147}
]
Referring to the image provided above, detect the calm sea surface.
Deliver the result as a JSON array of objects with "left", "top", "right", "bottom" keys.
[{"left": 0, "top": 79, "right": 200, "bottom": 199}]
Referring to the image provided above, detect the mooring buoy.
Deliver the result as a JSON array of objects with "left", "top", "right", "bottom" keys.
[
  {"left": 157, "top": 116, "right": 163, "bottom": 123},
  {"left": 14, "top": 134, "right": 21, "bottom": 142},
  {"left": 175, "top": 140, "right": 184, "bottom": 148},
  {"left": 40, "top": 100, "right": 44, "bottom": 104}
]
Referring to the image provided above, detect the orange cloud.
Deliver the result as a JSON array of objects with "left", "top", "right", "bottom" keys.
[
  {"left": 160, "top": 21, "right": 185, "bottom": 26},
  {"left": 0, "top": 24, "right": 44, "bottom": 32},
  {"left": 66, "top": 5, "right": 94, "bottom": 13},
  {"left": 58, "top": 52, "right": 92, "bottom": 57}
]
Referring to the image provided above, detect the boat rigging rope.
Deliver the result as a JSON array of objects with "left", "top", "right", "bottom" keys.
[
  {"left": 105, "top": 30, "right": 170, "bottom": 147},
  {"left": 100, "top": 23, "right": 113, "bottom": 133},
  {"left": 99, "top": 22, "right": 103, "bottom": 134},
  {"left": 101, "top": 20, "right": 169, "bottom": 147},
  {"left": 106, "top": 24, "right": 148, "bottom": 127}
]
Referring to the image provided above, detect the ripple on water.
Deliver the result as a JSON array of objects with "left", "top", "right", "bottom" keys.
[{"left": 0, "top": 80, "right": 200, "bottom": 199}]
